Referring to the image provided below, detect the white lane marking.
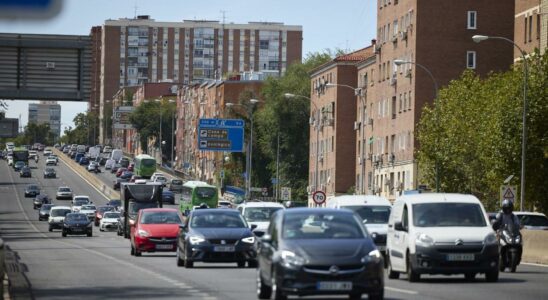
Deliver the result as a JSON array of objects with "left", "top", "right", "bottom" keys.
[
  {"left": 385, "top": 286, "right": 419, "bottom": 295},
  {"left": 7, "top": 165, "right": 214, "bottom": 298},
  {"left": 522, "top": 262, "right": 548, "bottom": 268}
]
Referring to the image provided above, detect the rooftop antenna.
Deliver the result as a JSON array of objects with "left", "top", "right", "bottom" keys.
[{"left": 133, "top": 0, "right": 138, "bottom": 19}]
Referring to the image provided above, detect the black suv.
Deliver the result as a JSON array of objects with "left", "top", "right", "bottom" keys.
[{"left": 62, "top": 213, "right": 93, "bottom": 237}]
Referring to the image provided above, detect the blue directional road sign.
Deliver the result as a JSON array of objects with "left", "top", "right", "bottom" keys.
[{"left": 198, "top": 118, "right": 244, "bottom": 152}]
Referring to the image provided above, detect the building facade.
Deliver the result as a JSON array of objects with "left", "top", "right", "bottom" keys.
[
  {"left": 514, "top": 0, "right": 543, "bottom": 59},
  {"left": 91, "top": 16, "right": 302, "bottom": 144},
  {"left": 358, "top": 0, "right": 515, "bottom": 201},
  {"left": 308, "top": 47, "right": 374, "bottom": 206},
  {"left": 28, "top": 101, "right": 61, "bottom": 139}
]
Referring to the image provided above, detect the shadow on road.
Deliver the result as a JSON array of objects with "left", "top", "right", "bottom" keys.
[{"left": 31, "top": 286, "right": 203, "bottom": 299}]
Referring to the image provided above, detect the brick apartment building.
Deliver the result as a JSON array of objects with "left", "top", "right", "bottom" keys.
[
  {"left": 355, "top": 0, "right": 515, "bottom": 201},
  {"left": 308, "top": 47, "right": 374, "bottom": 206},
  {"left": 90, "top": 16, "right": 302, "bottom": 144},
  {"left": 176, "top": 77, "right": 263, "bottom": 184},
  {"left": 514, "top": 0, "right": 545, "bottom": 59}
]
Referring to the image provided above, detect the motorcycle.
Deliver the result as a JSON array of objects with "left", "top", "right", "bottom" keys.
[{"left": 498, "top": 222, "right": 522, "bottom": 273}]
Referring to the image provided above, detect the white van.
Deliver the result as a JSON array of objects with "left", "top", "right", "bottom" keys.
[
  {"left": 327, "top": 195, "right": 392, "bottom": 257},
  {"left": 386, "top": 193, "right": 499, "bottom": 282},
  {"left": 237, "top": 202, "right": 285, "bottom": 235},
  {"left": 110, "top": 149, "right": 123, "bottom": 162}
]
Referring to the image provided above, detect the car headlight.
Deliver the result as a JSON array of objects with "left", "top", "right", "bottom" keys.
[
  {"left": 415, "top": 233, "right": 435, "bottom": 247},
  {"left": 137, "top": 229, "right": 150, "bottom": 237},
  {"left": 189, "top": 236, "right": 205, "bottom": 244},
  {"left": 280, "top": 250, "right": 305, "bottom": 269},
  {"left": 241, "top": 236, "right": 255, "bottom": 244},
  {"left": 515, "top": 235, "right": 521, "bottom": 244},
  {"left": 129, "top": 219, "right": 136, "bottom": 225},
  {"left": 484, "top": 233, "right": 497, "bottom": 245},
  {"left": 361, "top": 249, "right": 382, "bottom": 263}
]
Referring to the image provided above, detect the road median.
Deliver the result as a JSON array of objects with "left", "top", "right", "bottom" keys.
[
  {"left": 522, "top": 230, "right": 548, "bottom": 265},
  {"left": 53, "top": 149, "right": 120, "bottom": 199}
]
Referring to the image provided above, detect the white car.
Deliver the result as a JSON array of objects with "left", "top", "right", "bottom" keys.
[
  {"left": 56, "top": 186, "right": 73, "bottom": 200},
  {"left": 104, "top": 158, "right": 115, "bottom": 170},
  {"left": 237, "top": 202, "right": 284, "bottom": 235},
  {"left": 43, "top": 148, "right": 52, "bottom": 156},
  {"left": 153, "top": 175, "right": 167, "bottom": 186},
  {"left": 99, "top": 211, "right": 121, "bottom": 231},
  {"left": 46, "top": 157, "right": 57, "bottom": 166},
  {"left": 71, "top": 195, "right": 91, "bottom": 212},
  {"left": 7, "top": 155, "right": 13, "bottom": 166},
  {"left": 29, "top": 150, "right": 38, "bottom": 159},
  {"left": 79, "top": 204, "right": 97, "bottom": 221},
  {"left": 514, "top": 212, "right": 548, "bottom": 230},
  {"left": 87, "top": 161, "right": 99, "bottom": 172},
  {"left": 48, "top": 154, "right": 59, "bottom": 162},
  {"left": 48, "top": 206, "right": 72, "bottom": 232}
]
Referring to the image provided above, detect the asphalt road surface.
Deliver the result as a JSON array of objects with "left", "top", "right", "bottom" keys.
[{"left": 0, "top": 155, "right": 547, "bottom": 300}]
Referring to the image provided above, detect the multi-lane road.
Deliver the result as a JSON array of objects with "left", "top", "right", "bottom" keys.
[{"left": 0, "top": 153, "right": 547, "bottom": 300}]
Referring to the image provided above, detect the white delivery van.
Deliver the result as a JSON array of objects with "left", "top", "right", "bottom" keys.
[
  {"left": 88, "top": 146, "right": 100, "bottom": 159},
  {"left": 327, "top": 195, "right": 392, "bottom": 258},
  {"left": 110, "top": 149, "right": 123, "bottom": 162},
  {"left": 237, "top": 202, "right": 285, "bottom": 236},
  {"left": 386, "top": 193, "right": 499, "bottom": 282}
]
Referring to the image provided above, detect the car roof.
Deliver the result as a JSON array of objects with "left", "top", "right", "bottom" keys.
[
  {"left": 238, "top": 202, "right": 284, "bottom": 208},
  {"left": 191, "top": 208, "right": 240, "bottom": 215},
  {"left": 58, "top": 186, "right": 71, "bottom": 189},
  {"left": 51, "top": 206, "right": 71, "bottom": 210},
  {"left": 282, "top": 208, "right": 355, "bottom": 216},
  {"left": 328, "top": 195, "right": 391, "bottom": 206},
  {"left": 73, "top": 195, "right": 89, "bottom": 198},
  {"left": 514, "top": 211, "right": 547, "bottom": 217},
  {"left": 140, "top": 208, "right": 179, "bottom": 213},
  {"left": 395, "top": 193, "right": 481, "bottom": 204}
]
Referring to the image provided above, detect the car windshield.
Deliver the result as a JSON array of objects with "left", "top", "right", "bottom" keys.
[
  {"left": 45, "top": 168, "right": 54, "bottom": 172},
  {"left": 51, "top": 209, "right": 71, "bottom": 217},
  {"left": 142, "top": 159, "right": 155, "bottom": 167},
  {"left": 108, "top": 200, "right": 121, "bottom": 207},
  {"left": 59, "top": 188, "right": 71, "bottom": 192},
  {"left": 195, "top": 187, "right": 216, "bottom": 198},
  {"left": 191, "top": 212, "right": 247, "bottom": 228},
  {"left": 81, "top": 205, "right": 96, "bottom": 210},
  {"left": 412, "top": 203, "right": 487, "bottom": 227},
  {"left": 282, "top": 212, "right": 366, "bottom": 239},
  {"left": 171, "top": 180, "right": 182, "bottom": 185},
  {"left": 155, "top": 176, "right": 166, "bottom": 182},
  {"left": 140, "top": 211, "right": 181, "bottom": 224},
  {"left": 98, "top": 206, "right": 115, "bottom": 213},
  {"left": 342, "top": 205, "right": 391, "bottom": 224},
  {"left": 40, "top": 205, "right": 55, "bottom": 212},
  {"left": 519, "top": 215, "right": 548, "bottom": 227},
  {"left": 66, "top": 214, "right": 88, "bottom": 221},
  {"left": 244, "top": 207, "right": 282, "bottom": 222},
  {"left": 103, "top": 212, "right": 120, "bottom": 219},
  {"left": 74, "top": 199, "right": 89, "bottom": 206},
  {"left": 27, "top": 185, "right": 39, "bottom": 191}
]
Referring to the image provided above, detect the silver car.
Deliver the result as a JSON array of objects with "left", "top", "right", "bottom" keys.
[{"left": 56, "top": 186, "right": 73, "bottom": 200}]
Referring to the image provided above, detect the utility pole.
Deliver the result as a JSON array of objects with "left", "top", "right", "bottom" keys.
[{"left": 276, "top": 132, "right": 280, "bottom": 201}]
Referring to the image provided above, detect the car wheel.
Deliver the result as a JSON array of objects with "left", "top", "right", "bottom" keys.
[
  {"left": 176, "top": 248, "right": 184, "bottom": 267},
  {"left": 367, "top": 289, "right": 384, "bottom": 300},
  {"left": 48, "top": 226, "right": 53, "bottom": 232},
  {"left": 87, "top": 231, "right": 92, "bottom": 237},
  {"left": 271, "top": 271, "right": 286, "bottom": 300},
  {"left": 248, "top": 260, "right": 258, "bottom": 268},
  {"left": 99, "top": 228, "right": 103, "bottom": 232},
  {"left": 62, "top": 231, "right": 67, "bottom": 237},
  {"left": 465, "top": 273, "right": 476, "bottom": 281},
  {"left": 485, "top": 269, "right": 499, "bottom": 282},
  {"left": 406, "top": 254, "right": 420, "bottom": 282},
  {"left": 387, "top": 254, "right": 400, "bottom": 279},
  {"left": 257, "top": 269, "right": 272, "bottom": 299},
  {"left": 237, "top": 261, "right": 246, "bottom": 268},
  {"left": 349, "top": 292, "right": 363, "bottom": 300},
  {"left": 184, "top": 259, "right": 193, "bottom": 268}
]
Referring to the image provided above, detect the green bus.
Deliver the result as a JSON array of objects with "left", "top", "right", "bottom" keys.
[
  {"left": 180, "top": 181, "right": 219, "bottom": 213},
  {"left": 134, "top": 154, "right": 156, "bottom": 178},
  {"left": 12, "top": 147, "right": 29, "bottom": 164}
]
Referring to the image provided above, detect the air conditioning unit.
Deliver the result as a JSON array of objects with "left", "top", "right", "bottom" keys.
[
  {"left": 390, "top": 76, "right": 397, "bottom": 86},
  {"left": 353, "top": 121, "right": 361, "bottom": 130},
  {"left": 318, "top": 154, "right": 324, "bottom": 162},
  {"left": 309, "top": 117, "right": 315, "bottom": 125},
  {"left": 405, "top": 68, "right": 412, "bottom": 78},
  {"left": 372, "top": 154, "right": 378, "bottom": 163},
  {"left": 354, "top": 88, "right": 363, "bottom": 97},
  {"left": 306, "top": 185, "right": 313, "bottom": 193},
  {"left": 374, "top": 44, "right": 382, "bottom": 54},
  {"left": 391, "top": 34, "right": 398, "bottom": 43},
  {"left": 400, "top": 30, "right": 408, "bottom": 41},
  {"left": 357, "top": 156, "right": 362, "bottom": 165},
  {"left": 367, "top": 118, "right": 374, "bottom": 125}
]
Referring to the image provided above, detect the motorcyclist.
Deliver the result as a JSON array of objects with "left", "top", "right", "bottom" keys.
[{"left": 492, "top": 199, "right": 520, "bottom": 231}]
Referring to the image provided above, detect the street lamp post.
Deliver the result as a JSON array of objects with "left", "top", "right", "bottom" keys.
[
  {"left": 226, "top": 99, "right": 259, "bottom": 200},
  {"left": 394, "top": 59, "right": 440, "bottom": 192},
  {"left": 472, "top": 34, "right": 528, "bottom": 211},
  {"left": 284, "top": 93, "right": 319, "bottom": 204},
  {"left": 325, "top": 83, "right": 366, "bottom": 194},
  {"left": 154, "top": 99, "right": 176, "bottom": 167}
]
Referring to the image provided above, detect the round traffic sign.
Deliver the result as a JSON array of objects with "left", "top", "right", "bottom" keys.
[{"left": 312, "top": 191, "right": 326, "bottom": 205}]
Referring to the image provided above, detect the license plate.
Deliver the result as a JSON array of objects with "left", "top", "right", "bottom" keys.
[
  {"left": 155, "top": 244, "right": 173, "bottom": 250},
  {"left": 447, "top": 253, "right": 474, "bottom": 261},
  {"left": 214, "top": 245, "right": 235, "bottom": 252},
  {"left": 317, "top": 281, "right": 353, "bottom": 291},
  {"left": 72, "top": 228, "right": 83, "bottom": 232}
]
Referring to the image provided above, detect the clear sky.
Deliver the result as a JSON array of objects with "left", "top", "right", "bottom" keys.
[{"left": 0, "top": 0, "right": 377, "bottom": 133}]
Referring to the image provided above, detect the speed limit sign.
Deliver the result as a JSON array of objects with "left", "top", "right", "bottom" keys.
[{"left": 312, "top": 191, "right": 326, "bottom": 205}]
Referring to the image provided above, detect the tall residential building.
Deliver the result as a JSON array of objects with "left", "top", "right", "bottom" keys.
[
  {"left": 90, "top": 16, "right": 302, "bottom": 143},
  {"left": 28, "top": 101, "right": 61, "bottom": 138},
  {"left": 514, "top": 0, "right": 544, "bottom": 59},
  {"left": 357, "top": 0, "right": 515, "bottom": 201},
  {"left": 308, "top": 47, "right": 374, "bottom": 206},
  {"left": 542, "top": 0, "right": 548, "bottom": 53}
]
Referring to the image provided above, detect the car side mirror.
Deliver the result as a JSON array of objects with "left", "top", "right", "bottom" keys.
[
  {"left": 261, "top": 234, "right": 272, "bottom": 244},
  {"left": 250, "top": 224, "right": 258, "bottom": 230},
  {"left": 394, "top": 221, "right": 406, "bottom": 232}
]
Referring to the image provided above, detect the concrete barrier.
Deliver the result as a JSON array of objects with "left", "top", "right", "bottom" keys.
[
  {"left": 522, "top": 230, "right": 548, "bottom": 265},
  {"left": 0, "top": 238, "right": 4, "bottom": 297},
  {"left": 53, "top": 149, "right": 120, "bottom": 199}
]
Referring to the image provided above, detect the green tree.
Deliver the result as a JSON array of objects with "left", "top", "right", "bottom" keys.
[{"left": 417, "top": 50, "right": 548, "bottom": 213}]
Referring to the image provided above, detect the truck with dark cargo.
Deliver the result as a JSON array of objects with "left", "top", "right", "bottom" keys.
[{"left": 121, "top": 181, "right": 163, "bottom": 238}]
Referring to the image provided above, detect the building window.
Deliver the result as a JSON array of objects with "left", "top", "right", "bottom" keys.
[
  {"left": 466, "top": 51, "right": 476, "bottom": 69},
  {"left": 391, "top": 96, "right": 397, "bottom": 119},
  {"left": 528, "top": 15, "right": 533, "bottom": 42},
  {"left": 467, "top": 11, "right": 477, "bottom": 29},
  {"left": 524, "top": 16, "right": 528, "bottom": 43},
  {"left": 537, "top": 14, "right": 540, "bottom": 40}
]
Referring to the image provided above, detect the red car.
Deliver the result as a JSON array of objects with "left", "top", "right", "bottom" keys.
[
  {"left": 94, "top": 205, "right": 116, "bottom": 226},
  {"left": 115, "top": 167, "right": 127, "bottom": 177},
  {"left": 128, "top": 162, "right": 135, "bottom": 172},
  {"left": 130, "top": 208, "right": 183, "bottom": 256}
]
